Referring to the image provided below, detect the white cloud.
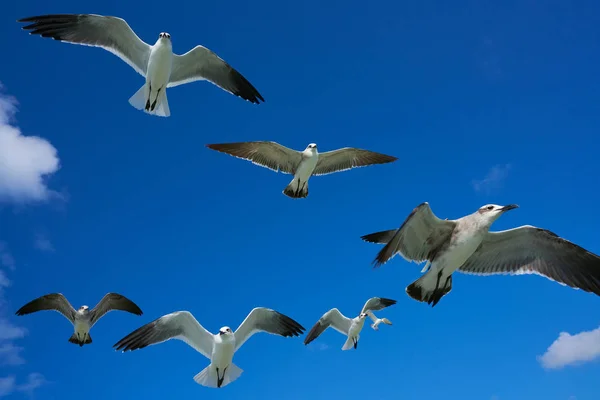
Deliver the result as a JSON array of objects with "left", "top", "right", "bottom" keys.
[
  {"left": 33, "top": 234, "right": 54, "bottom": 253},
  {"left": 472, "top": 164, "right": 511, "bottom": 194},
  {"left": 539, "top": 326, "right": 600, "bottom": 369},
  {"left": 0, "top": 376, "right": 15, "bottom": 398},
  {"left": 0, "top": 87, "right": 60, "bottom": 204},
  {"left": 0, "top": 374, "right": 46, "bottom": 398},
  {"left": 0, "top": 242, "right": 15, "bottom": 271},
  {"left": 0, "top": 344, "right": 25, "bottom": 366}
]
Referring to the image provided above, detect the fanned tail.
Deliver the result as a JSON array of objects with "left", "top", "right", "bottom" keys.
[
  {"left": 283, "top": 178, "right": 308, "bottom": 199},
  {"left": 193, "top": 363, "right": 243, "bottom": 389}
]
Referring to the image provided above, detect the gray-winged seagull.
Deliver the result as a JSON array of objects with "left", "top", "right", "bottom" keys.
[
  {"left": 303, "top": 297, "right": 396, "bottom": 350},
  {"left": 113, "top": 307, "right": 305, "bottom": 388},
  {"left": 361, "top": 202, "right": 600, "bottom": 307},
  {"left": 205, "top": 141, "right": 398, "bottom": 198},
  {"left": 15, "top": 292, "right": 143, "bottom": 346},
  {"left": 17, "top": 14, "right": 264, "bottom": 117}
]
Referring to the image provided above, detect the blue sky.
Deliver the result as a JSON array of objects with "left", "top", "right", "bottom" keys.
[{"left": 1, "top": 0, "right": 600, "bottom": 399}]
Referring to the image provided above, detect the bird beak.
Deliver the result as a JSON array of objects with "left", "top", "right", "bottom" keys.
[
  {"left": 219, "top": 331, "right": 224, "bottom": 335},
  {"left": 500, "top": 204, "right": 519, "bottom": 212}
]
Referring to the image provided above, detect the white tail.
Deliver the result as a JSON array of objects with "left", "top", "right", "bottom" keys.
[
  {"left": 128, "top": 83, "right": 170, "bottom": 117},
  {"left": 193, "top": 363, "right": 243, "bottom": 389},
  {"left": 283, "top": 178, "right": 308, "bottom": 199},
  {"left": 342, "top": 335, "right": 359, "bottom": 351}
]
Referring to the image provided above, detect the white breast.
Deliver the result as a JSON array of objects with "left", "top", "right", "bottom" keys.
[
  {"left": 296, "top": 153, "right": 319, "bottom": 180},
  {"left": 147, "top": 42, "right": 173, "bottom": 86}
]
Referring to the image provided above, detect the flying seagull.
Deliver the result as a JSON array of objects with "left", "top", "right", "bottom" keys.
[
  {"left": 205, "top": 141, "right": 397, "bottom": 198},
  {"left": 303, "top": 297, "right": 396, "bottom": 350},
  {"left": 361, "top": 202, "right": 600, "bottom": 307},
  {"left": 113, "top": 307, "right": 305, "bottom": 388},
  {"left": 17, "top": 14, "right": 264, "bottom": 117},
  {"left": 15, "top": 292, "right": 143, "bottom": 346}
]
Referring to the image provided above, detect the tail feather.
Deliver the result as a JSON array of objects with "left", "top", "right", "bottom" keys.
[
  {"left": 406, "top": 272, "right": 453, "bottom": 308},
  {"left": 128, "top": 84, "right": 170, "bottom": 117},
  {"left": 193, "top": 363, "right": 243, "bottom": 389},
  {"left": 283, "top": 178, "right": 308, "bottom": 199},
  {"left": 342, "top": 335, "right": 359, "bottom": 351},
  {"left": 68, "top": 333, "right": 92, "bottom": 347}
]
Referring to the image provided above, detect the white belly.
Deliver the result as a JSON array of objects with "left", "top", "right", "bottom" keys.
[
  {"left": 295, "top": 156, "right": 318, "bottom": 181},
  {"left": 348, "top": 319, "right": 365, "bottom": 338},
  {"left": 74, "top": 319, "right": 89, "bottom": 335},
  {"left": 146, "top": 47, "right": 172, "bottom": 87},
  {"left": 437, "top": 233, "right": 485, "bottom": 275},
  {"left": 212, "top": 340, "right": 235, "bottom": 369}
]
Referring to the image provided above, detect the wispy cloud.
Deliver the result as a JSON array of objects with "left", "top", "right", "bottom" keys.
[
  {"left": 0, "top": 85, "right": 61, "bottom": 204},
  {"left": 307, "top": 342, "right": 330, "bottom": 352},
  {"left": 0, "top": 373, "right": 46, "bottom": 398},
  {"left": 0, "top": 242, "right": 15, "bottom": 271},
  {"left": 33, "top": 233, "right": 54, "bottom": 253},
  {"left": 538, "top": 326, "right": 600, "bottom": 369},
  {"left": 472, "top": 164, "right": 511, "bottom": 194}
]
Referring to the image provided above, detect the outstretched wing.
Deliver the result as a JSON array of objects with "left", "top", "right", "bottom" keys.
[
  {"left": 18, "top": 14, "right": 151, "bottom": 76},
  {"left": 15, "top": 293, "right": 77, "bottom": 324},
  {"left": 312, "top": 148, "right": 397, "bottom": 176},
  {"left": 303, "top": 308, "right": 352, "bottom": 345},
  {"left": 459, "top": 226, "right": 600, "bottom": 295},
  {"left": 233, "top": 307, "right": 305, "bottom": 352},
  {"left": 168, "top": 45, "right": 264, "bottom": 104},
  {"left": 206, "top": 141, "right": 302, "bottom": 174},
  {"left": 113, "top": 311, "right": 214, "bottom": 360},
  {"left": 89, "top": 293, "right": 143, "bottom": 326},
  {"left": 360, "top": 297, "right": 397, "bottom": 314}
]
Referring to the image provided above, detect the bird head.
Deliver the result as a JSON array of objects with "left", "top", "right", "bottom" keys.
[
  {"left": 477, "top": 204, "right": 519, "bottom": 223},
  {"left": 358, "top": 312, "right": 368, "bottom": 319},
  {"left": 218, "top": 326, "right": 233, "bottom": 336},
  {"left": 158, "top": 32, "right": 172, "bottom": 42},
  {"left": 306, "top": 143, "right": 318, "bottom": 153},
  {"left": 79, "top": 305, "right": 89, "bottom": 312}
]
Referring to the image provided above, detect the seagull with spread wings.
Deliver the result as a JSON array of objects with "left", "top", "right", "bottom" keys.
[
  {"left": 17, "top": 14, "right": 264, "bottom": 117},
  {"left": 205, "top": 141, "right": 397, "bottom": 198},
  {"left": 361, "top": 202, "right": 600, "bottom": 307},
  {"left": 15, "top": 292, "right": 143, "bottom": 346},
  {"left": 113, "top": 307, "right": 305, "bottom": 388},
  {"left": 303, "top": 297, "right": 396, "bottom": 350}
]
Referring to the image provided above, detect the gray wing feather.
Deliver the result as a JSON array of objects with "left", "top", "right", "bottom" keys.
[
  {"left": 18, "top": 14, "right": 151, "bottom": 76},
  {"left": 303, "top": 308, "right": 351, "bottom": 345},
  {"left": 89, "top": 293, "right": 143, "bottom": 326},
  {"left": 15, "top": 293, "right": 76, "bottom": 323},
  {"left": 234, "top": 307, "right": 305, "bottom": 352},
  {"left": 458, "top": 226, "right": 600, "bottom": 295},
  {"left": 168, "top": 45, "right": 264, "bottom": 103},
  {"left": 206, "top": 141, "right": 303, "bottom": 175},
  {"left": 369, "top": 202, "right": 456, "bottom": 268},
  {"left": 312, "top": 148, "right": 397, "bottom": 176},
  {"left": 360, "top": 297, "right": 397, "bottom": 313},
  {"left": 361, "top": 229, "right": 398, "bottom": 244},
  {"left": 113, "top": 311, "right": 214, "bottom": 359}
]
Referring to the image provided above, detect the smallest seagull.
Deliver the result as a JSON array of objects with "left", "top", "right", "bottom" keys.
[
  {"left": 15, "top": 293, "right": 143, "bottom": 346},
  {"left": 304, "top": 297, "right": 396, "bottom": 350},
  {"left": 205, "top": 141, "right": 397, "bottom": 198}
]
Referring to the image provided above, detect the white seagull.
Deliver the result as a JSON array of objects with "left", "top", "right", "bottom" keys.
[
  {"left": 361, "top": 202, "right": 600, "bottom": 307},
  {"left": 303, "top": 297, "right": 396, "bottom": 350},
  {"left": 113, "top": 307, "right": 305, "bottom": 388},
  {"left": 15, "top": 292, "right": 143, "bottom": 346},
  {"left": 17, "top": 14, "right": 265, "bottom": 117},
  {"left": 205, "top": 141, "right": 398, "bottom": 198}
]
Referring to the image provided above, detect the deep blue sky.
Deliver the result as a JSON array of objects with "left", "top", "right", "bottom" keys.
[{"left": 1, "top": 0, "right": 599, "bottom": 399}]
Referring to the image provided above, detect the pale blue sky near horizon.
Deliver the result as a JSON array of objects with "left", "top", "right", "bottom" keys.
[{"left": 1, "top": 0, "right": 600, "bottom": 399}]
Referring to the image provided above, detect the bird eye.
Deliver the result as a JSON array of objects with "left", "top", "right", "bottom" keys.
[{"left": 487, "top": 205, "right": 494, "bottom": 210}]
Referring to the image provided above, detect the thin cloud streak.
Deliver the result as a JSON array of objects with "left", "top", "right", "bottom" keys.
[{"left": 472, "top": 164, "right": 511, "bottom": 194}]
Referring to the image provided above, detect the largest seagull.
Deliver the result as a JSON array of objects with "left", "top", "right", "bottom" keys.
[
  {"left": 113, "top": 307, "right": 305, "bottom": 388},
  {"left": 205, "top": 141, "right": 397, "bottom": 198},
  {"left": 17, "top": 14, "right": 265, "bottom": 117},
  {"left": 15, "top": 292, "right": 143, "bottom": 346},
  {"left": 361, "top": 202, "right": 600, "bottom": 307}
]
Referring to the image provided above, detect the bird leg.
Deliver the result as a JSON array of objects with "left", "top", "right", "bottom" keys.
[
  {"left": 216, "top": 366, "right": 227, "bottom": 388},
  {"left": 150, "top": 87, "right": 161, "bottom": 111},
  {"left": 145, "top": 83, "right": 152, "bottom": 111}
]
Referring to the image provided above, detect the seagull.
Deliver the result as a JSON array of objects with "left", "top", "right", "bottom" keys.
[
  {"left": 15, "top": 292, "right": 143, "bottom": 346},
  {"left": 113, "top": 307, "right": 305, "bottom": 388},
  {"left": 17, "top": 14, "right": 265, "bottom": 117},
  {"left": 205, "top": 141, "right": 397, "bottom": 198},
  {"left": 361, "top": 202, "right": 600, "bottom": 307},
  {"left": 303, "top": 297, "right": 396, "bottom": 350}
]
